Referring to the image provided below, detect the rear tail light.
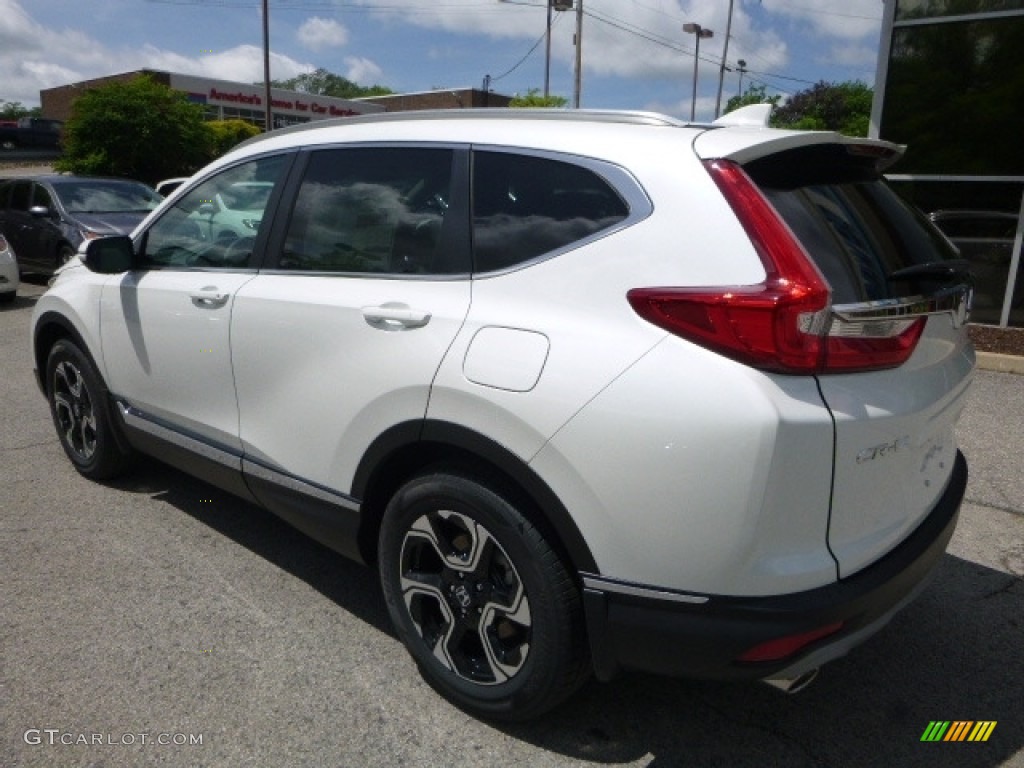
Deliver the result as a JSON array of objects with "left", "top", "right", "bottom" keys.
[{"left": 626, "top": 159, "right": 925, "bottom": 375}]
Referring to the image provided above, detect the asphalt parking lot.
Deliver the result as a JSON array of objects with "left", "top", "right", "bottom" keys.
[{"left": 2, "top": 277, "right": 1022, "bottom": 768}]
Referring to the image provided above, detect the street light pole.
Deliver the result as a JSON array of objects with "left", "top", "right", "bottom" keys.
[
  {"left": 683, "top": 23, "right": 713, "bottom": 122},
  {"left": 713, "top": 0, "right": 734, "bottom": 119}
]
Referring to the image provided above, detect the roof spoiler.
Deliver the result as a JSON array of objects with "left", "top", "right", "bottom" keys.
[{"left": 712, "top": 104, "right": 773, "bottom": 128}]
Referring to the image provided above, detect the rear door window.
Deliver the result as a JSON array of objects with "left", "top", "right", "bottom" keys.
[
  {"left": 277, "top": 147, "right": 462, "bottom": 276},
  {"left": 745, "top": 145, "right": 962, "bottom": 303}
]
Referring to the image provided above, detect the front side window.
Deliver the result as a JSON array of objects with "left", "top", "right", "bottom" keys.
[
  {"left": 32, "top": 183, "right": 53, "bottom": 210},
  {"left": 9, "top": 181, "right": 30, "bottom": 212},
  {"left": 279, "top": 147, "right": 456, "bottom": 275},
  {"left": 471, "top": 151, "right": 629, "bottom": 273},
  {"left": 140, "top": 155, "right": 287, "bottom": 269}
]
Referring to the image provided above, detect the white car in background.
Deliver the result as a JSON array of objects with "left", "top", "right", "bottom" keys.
[
  {"left": 30, "top": 107, "right": 975, "bottom": 720},
  {"left": 0, "top": 232, "right": 18, "bottom": 303}
]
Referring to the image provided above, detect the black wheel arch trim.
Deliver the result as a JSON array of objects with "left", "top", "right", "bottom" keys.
[
  {"left": 352, "top": 419, "right": 599, "bottom": 575},
  {"left": 32, "top": 310, "right": 94, "bottom": 395}
]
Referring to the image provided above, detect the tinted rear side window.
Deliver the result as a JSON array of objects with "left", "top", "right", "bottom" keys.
[
  {"left": 746, "top": 145, "right": 960, "bottom": 304},
  {"left": 472, "top": 151, "right": 628, "bottom": 273}
]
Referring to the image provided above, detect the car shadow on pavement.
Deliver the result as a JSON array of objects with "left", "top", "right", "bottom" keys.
[
  {"left": 498, "top": 554, "right": 1023, "bottom": 768},
  {"left": 111, "top": 460, "right": 1022, "bottom": 768},
  {"left": 109, "top": 457, "right": 395, "bottom": 637}
]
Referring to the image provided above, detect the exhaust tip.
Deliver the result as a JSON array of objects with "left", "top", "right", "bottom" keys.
[{"left": 763, "top": 667, "right": 819, "bottom": 694}]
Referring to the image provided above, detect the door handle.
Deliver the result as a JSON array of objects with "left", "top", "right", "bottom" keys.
[
  {"left": 190, "top": 287, "right": 230, "bottom": 308},
  {"left": 362, "top": 303, "right": 432, "bottom": 330}
]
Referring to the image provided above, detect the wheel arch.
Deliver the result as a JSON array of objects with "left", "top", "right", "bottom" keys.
[
  {"left": 32, "top": 310, "right": 96, "bottom": 395},
  {"left": 352, "top": 420, "right": 599, "bottom": 577}
]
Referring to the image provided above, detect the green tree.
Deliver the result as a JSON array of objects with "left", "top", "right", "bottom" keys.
[
  {"left": 509, "top": 88, "right": 569, "bottom": 108},
  {"left": 56, "top": 75, "right": 212, "bottom": 184},
  {"left": 772, "top": 80, "right": 873, "bottom": 137},
  {"left": 206, "top": 119, "right": 261, "bottom": 157},
  {"left": 268, "top": 67, "right": 393, "bottom": 98},
  {"left": 723, "top": 84, "right": 782, "bottom": 116},
  {"left": 0, "top": 100, "right": 41, "bottom": 120}
]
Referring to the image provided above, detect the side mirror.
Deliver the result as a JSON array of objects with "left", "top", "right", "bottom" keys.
[
  {"left": 83, "top": 235, "right": 135, "bottom": 274},
  {"left": 29, "top": 205, "right": 52, "bottom": 218},
  {"left": 198, "top": 203, "right": 216, "bottom": 217}
]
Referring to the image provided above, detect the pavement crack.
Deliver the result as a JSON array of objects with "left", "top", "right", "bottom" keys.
[
  {"left": 0, "top": 439, "right": 56, "bottom": 454},
  {"left": 963, "top": 495, "right": 1023, "bottom": 517}
]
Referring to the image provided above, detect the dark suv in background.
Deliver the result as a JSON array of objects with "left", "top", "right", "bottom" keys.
[{"left": 0, "top": 176, "right": 161, "bottom": 274}]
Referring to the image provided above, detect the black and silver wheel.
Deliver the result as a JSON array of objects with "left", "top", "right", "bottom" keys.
[
  {"left": 46, "top": 340, "right": 133, "bottom": 480},
  {"left": 57, "top": 243, "right": 76, "bottom": 267},
  {"left": 379, "top": 472, "right": 588, "bottom": 720}
]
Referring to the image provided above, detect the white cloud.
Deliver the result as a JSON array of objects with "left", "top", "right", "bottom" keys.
[
  {"left": 826, "top": 43, "right": 878, "bottom": 69},
  {"left": 297, "top": 17, "right": 349, "bottom": 52},
  {"left": 344, "top": 56, "right": 384, "bottom": 86},
  {"left": 761, "top": 0, "right": 881, "bottom": 41},
  {"left": 0, "top": 0, "right": 317, "bottom": 107}
]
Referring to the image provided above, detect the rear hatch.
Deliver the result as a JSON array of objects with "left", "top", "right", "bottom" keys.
[{"left": 692, "top": 130, "right": 975, "bottom": 578}]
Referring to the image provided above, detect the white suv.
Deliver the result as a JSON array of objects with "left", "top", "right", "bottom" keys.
[{"left": 30, "top": 108, "right": 974, "bottom": 720}]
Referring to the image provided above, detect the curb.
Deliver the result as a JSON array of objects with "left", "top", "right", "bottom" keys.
[{"left": 976, "top": 351, "right": 1024, "bottom": 375}]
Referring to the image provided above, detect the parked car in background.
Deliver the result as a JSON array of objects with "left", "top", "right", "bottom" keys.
[
  {"left": 0, "top": 176, "right": 161, "bottom": 274},
  {"left": 31, "top": 107, "right": 974, "bottom": 721},
  {"left": 0, "top": 117, "right": 63, "bottom": 150},
  {"left": 928, "top": 209, "right": 1021, "bottom": 324},
  {"left": 0, "top": 232, "right": 18, "bottom": 303}
]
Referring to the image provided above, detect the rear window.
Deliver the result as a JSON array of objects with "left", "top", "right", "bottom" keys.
[{"left": 745, "top": 145, "right": 961, "bottom": 304}]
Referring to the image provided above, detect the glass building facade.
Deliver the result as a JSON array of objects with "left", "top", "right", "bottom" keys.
[{"left": 870, "top": 0, "right": 1024, "bottom": 326}]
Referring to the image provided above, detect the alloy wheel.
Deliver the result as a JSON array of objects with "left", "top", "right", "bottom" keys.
[
  {"left": 52, "top": 360, "right": 97, "bottom": 462},
  {"left": 398, "top": 508, "right": 532, "bottom": 685}
]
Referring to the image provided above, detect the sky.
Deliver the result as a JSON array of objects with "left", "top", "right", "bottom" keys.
[{"left": 0, "top": 0, "right": 886, "bottom": 122}]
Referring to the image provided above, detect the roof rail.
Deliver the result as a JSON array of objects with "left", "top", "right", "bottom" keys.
[{"left": 236, "top": 108, "right": 688, "bottom": 150}]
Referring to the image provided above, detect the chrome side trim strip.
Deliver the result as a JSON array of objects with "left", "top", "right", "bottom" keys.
[
  {"left": 582, "top": 574, "right": 710, "bottom": 605},
  {"left": 242, "top": 458, "right": 361, "bottom": 513},
  {"left": 117, "top": 402, "right": 241, "bottom": 469},
  {"left": 831, "top": 284, "right": 972, "bottom": 328}
]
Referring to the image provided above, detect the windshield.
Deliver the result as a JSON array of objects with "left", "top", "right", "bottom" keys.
[{"left": 56, "top": 181, "right": 162, "bottom": 214}]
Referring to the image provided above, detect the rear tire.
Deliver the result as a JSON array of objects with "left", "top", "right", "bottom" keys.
[
  {"left": 45, "top": 340, "right": 134, "bottom": 480},
  {"left": 379, "top": 471, "right": 589, "bottom": 721}
]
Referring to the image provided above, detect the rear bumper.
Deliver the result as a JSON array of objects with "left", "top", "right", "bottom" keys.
[{"left": 581, "top": 450, "right": 967, "bottom": 682}]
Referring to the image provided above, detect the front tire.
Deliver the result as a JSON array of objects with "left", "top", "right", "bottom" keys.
[
  {"left": 379, "top": 472, "right": 589, "bottom": 721},
  {"left": 57, "top": 243, "right": 76, "bottom": 267},
  {"left": 45, "top": 340, "right": 134, "bottom": 480}
]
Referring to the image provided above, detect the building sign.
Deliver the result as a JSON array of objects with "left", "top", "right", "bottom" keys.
[{"left": 168, "top": 73, "right": 381, "bottom": 122}]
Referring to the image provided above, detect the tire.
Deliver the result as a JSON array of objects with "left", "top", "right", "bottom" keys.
[
  {"left": 45, "top": 339, "right": 134, "bottom": 480},
  {"left": 57, "top": 244, "right": 76, "bottom": 267},
  {"left": 379, "top": 471, "right": 589, "bottom": 721}
]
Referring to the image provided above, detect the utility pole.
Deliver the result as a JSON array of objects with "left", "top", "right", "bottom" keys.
[
  {"left": 713, "top": 0, "right": 734, "bottom": 119},
  {"left": 573, "top": 0, "right": 583, "bottom": 108},
  {"left": 262, "top": 0, "right": 272, "bottom": 131},
  {"left": 737, "top": 59, "right": 747, "bottom": 98}
]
